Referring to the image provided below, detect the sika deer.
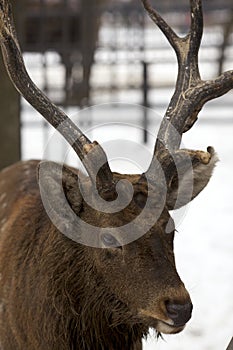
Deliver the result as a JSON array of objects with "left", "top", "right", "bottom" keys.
[{"left": 0, "top": 0, "right": 232, "bottom": 349}]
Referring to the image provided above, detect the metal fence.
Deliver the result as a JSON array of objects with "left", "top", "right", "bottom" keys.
[{"left": 19, "top": 0, "right": 233, "bottom": 160}]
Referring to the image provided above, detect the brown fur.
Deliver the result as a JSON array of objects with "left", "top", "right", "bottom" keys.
[{"left": 0, "top": 156, "right": 216, "bottom": 349}]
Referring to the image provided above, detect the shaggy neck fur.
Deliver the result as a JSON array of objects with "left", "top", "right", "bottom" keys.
[{"left": 35, "top": 229, "right": 151, "bottom": 350}]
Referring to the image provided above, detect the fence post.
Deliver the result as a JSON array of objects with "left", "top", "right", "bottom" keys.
[{"left": 142, "top": 61, "right": 149, "bottom": 143}]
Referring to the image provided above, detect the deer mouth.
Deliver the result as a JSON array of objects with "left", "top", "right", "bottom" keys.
[
  {"left": 156, "top": 320, "right": 185, "bottom": 334},
  {"left": 138, "top": 311, "right": 187, "bottom": 335},
  {"left": 145, "top": 317, "right": 186, "bottom": 335}
]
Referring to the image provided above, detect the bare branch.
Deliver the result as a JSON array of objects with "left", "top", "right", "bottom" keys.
[{"left": 0, "top": 0, "right": 115, "bottom": 196}]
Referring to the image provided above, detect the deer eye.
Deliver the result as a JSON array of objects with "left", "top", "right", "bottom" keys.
[
  {"left": 134, "top": 192, "right": 147, "bottom": 208},
  {"left": 101, "top": 233, "right": 121, "bottom": 248}
]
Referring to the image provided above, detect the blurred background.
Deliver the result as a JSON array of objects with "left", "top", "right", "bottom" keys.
[{"left": 0, "top": 1, "right": 233, "bottom": 349}]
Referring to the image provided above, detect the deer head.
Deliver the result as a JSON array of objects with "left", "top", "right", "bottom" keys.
[{"left": 0, "top": 0, "right": 232, "bottom": 337}]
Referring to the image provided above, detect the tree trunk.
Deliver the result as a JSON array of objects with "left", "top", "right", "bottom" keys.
[{"left": 0, "top": 0, "right": 21, "bottom": 171}]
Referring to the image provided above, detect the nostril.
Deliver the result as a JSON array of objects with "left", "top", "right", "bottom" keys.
[{"left": 165, "top": 301, "right": 193, "bottom": 326}]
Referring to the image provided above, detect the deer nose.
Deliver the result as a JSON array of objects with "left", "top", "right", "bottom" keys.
[{"left": 165, "top": 301, "right": 193, "bottom": 327}]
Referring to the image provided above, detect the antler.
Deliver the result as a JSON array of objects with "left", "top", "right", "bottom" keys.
[
  {"left": 142, "top": 0, "right": 233, "bottom": 179},
  {"left": 0, "top": 0, "right": 115, "bottom": 198}
]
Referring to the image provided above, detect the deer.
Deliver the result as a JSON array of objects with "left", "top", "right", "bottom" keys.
[{"left": 0, "top": 0, "right": 232, "bottom": 349}]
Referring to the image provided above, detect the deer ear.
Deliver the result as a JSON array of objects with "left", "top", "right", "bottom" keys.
[
  {"left": 166, "top": 147, "right": 218, "bottom": 210},
  {"left": 37, "top": 161, "right": 84, "bottom": 220}
]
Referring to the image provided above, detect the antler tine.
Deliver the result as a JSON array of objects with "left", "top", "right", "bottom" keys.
[
  {"left": 152, "top": 1, "right": 203, "bottom": 155},
  {"left": 142, "top": 0, "right": 204, "bottom": 155},
  {"left": 141, "top": 0, "right": 181, "bottom": 57},
  {"left": 142, "top": 0, "right": 233, "bottom": 182},
  {"left": 0, "top": 0, "right": 115, "bottom": 197},
  {"left": 189, "top": 0, "right": 203, "bottom": 58}
]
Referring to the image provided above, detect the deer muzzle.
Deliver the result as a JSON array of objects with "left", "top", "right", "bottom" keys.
[{"left": 139, "top": 284, "right": 192, "bottom": 334}]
